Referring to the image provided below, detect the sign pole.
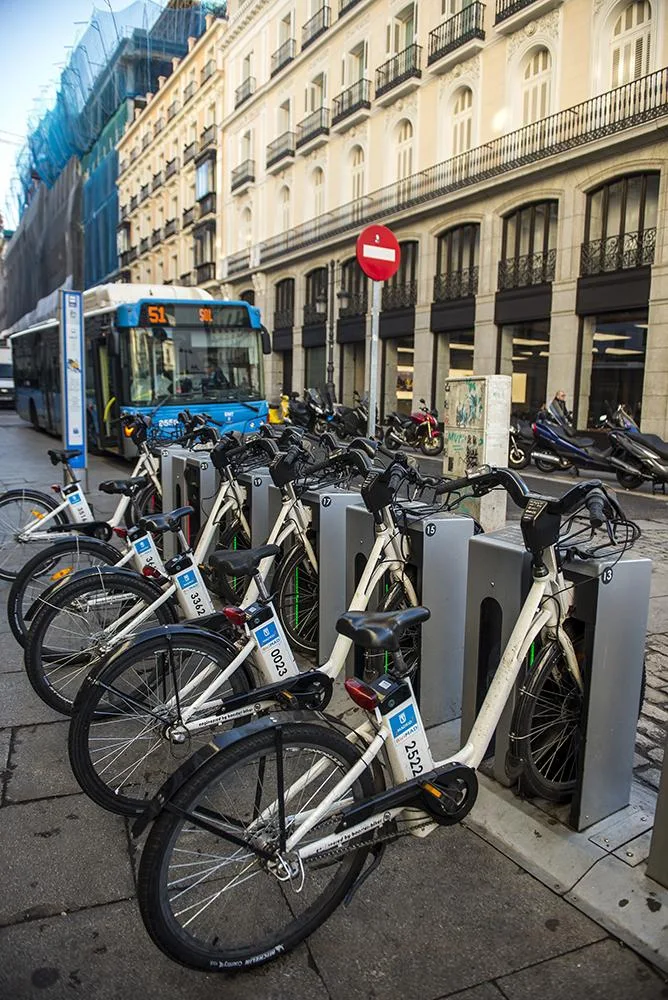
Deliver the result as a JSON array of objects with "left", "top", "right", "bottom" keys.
[
  {"left": 60, "top": 290, "right": 87, "bottom": 488},
  {"left": 367, "top": 279, "right": 381, "bottom": 438}
]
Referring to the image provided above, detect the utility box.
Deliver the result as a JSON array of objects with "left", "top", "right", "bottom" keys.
[{"left": 442, "top": 375, "right": 511, "bottom": 531}]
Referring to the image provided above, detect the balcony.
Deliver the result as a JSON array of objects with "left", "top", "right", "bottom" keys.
[
  {"left": 130, "top": 147, "right": 138, "bottom": 163},
  {"left": 184, "top": 140, "right": 198, "bottom": 164},
  {"left": 119, "top": 159, "right": 128, "bottom": 174},
  {"left": 165, "top": 158, "right": 178, "bottom": 180},
  {"left": 180, "top": 271, "right": 195, "bottom": 286},
  {"left": 198, "top": 192, "right": 216, "bottom": 217},
  {"left": 228, "top": 249, "right": 251, "bottom": 275},
  {"left": 235, "top": 76, "right": 255, "bottom": 108},
  {"left": 154, "top": 117, "right": 164, "bottom": 135},
  {"left": 266, "top": 131, "right": 296, "bottom": 172},
  {"left": 433, "top": 267, "right": 479, "bottom": 301},
  {"left": 120, "top": 203, "right": 129, "bottom": 221},
  {"left": 141, "top": 133, "right": 151, "bottom": 151},
  {"left": 382, "top": 281, "right": 418, "bottom": 311},
  {"left": 253, "top": 68, "right": 668, "bottom": 266},
  {"left": 271, "top": 38, "right": 296, "bottom": 77},
  {"left": 580, "top": 229, "right": 656, "bottom": 277},
  {"left": 296, "top": 107, "right": 330, "bottom": 152},
  {"left": 274, "top": 308, "right": 294, "bottom": 329},
  {"left": 167, "top": 100, "right": 180, "bottom": 121},
  {"left": 331, "top": 79, "right": 372, "bottom": 131},
  {"left": 182, "top": 205, "right": 197, "bottom": 228},
  {"left": 231, "top": 158, "right": 255, "bottom": 193},
  {"left": 164, "top": 217, "right": 178, "bottom": 239},
  {"left": 498, "top": 249, "right": 556, "bottom": 290},
  {"left": 303, "top": 302, "right": 325, "bottom": 326},
  {"left": 151, "top": 228, "right": 163, "bottom": 248},
  {"left": 184, "top": 80, "right": 197, "bottom": 104},
  {"left": 196, "top": 262, "right": 216, "bottom": 283},
  {"left": 302, "top": 5, "right": 330, "bottom": 50},
  {"left": 339, "top": 0, "right": 363, "bottom": 13},
  {"left": 120, "top": 247, "right": 138, "bottom": 267},
  {"left": 201, "top": 59, "right": 216, "bottom": 84},
  {"left": 339, "top": 291, "right": 368, "bottom": 317},
  {"left": 140, "top": 237, "right": 150, "bottom": 255},
  {"left": 152, "top": 171, "right": 163, "bottom": 192},
  {"left": 428, "top": 3, "right": 486, "bottom": 73},
  {"left": 495, "top": 0, "right": 563, "bottom": 34},
  {"left": 376, "top": 44, "right": 422, "bottom": 105},
  {"left": 140, "top": 184, "right": 150, "bottom": 203},
  {"left": 200, "top": 123, "right": 216, "bottom": 149},
  {"left": 130, "top": 194, "right": 139, "bottom": 212}
]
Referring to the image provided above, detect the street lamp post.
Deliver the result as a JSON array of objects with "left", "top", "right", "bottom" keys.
[{"left": 315, "top": 260, "right": 349, "bottom": 404}]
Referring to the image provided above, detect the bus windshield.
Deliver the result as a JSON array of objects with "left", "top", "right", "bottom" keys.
[{"left": 126, "top": 325, "right": 264, "bottom": 406}]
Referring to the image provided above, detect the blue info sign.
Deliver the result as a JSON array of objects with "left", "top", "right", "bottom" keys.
[{"left": 60, "top": 290, "right": 87, "bottom": 470}]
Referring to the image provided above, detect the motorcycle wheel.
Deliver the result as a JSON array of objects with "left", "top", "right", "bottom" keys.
[
  {"left": 508, "top": 442, "right": 531, "bottom": 469},
  {"left": 616, "top": 469, "right": 644, "bottom": 490},
  {"left": 533, "top": 456, "right": 559, "bottom": 473},
  {"left": 383, "top": 428, "right": 402, "bottom": 451},
  {"left": 420, "top": 431, "right": 444, "bottom": 457}
]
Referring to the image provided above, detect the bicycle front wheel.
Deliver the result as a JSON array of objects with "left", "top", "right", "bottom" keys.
[
  {"left": 69, "top": 631, "right": 249, "bottom": 816},
  {"left": 138, "top": 722, "right": 374, "bottom": 971},
  {"left": 0, "top": 489, "right": 67, "bottom": 581},
  {"left": 24, "top": 571, "right": 176, "bottom": 715}
]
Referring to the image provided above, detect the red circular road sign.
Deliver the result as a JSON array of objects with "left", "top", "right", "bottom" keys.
[{"left": 356, "top": 224, "right": 401, "bottom": 282}]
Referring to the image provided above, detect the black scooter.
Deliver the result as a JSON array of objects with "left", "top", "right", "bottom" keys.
[{"left": 609, "top": 424, "right": 668, "bottom": 490}]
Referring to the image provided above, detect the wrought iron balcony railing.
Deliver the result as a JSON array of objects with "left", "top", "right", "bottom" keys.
[
  {"left": 231, "top": 159, "right": 255, "bottom": 191},
  {"left": 498, "top": 249, "right": 556, "bottom": 289},
  {"left": 151, "top": 228, "right": 162, "bottom": 247},
  {"left": 184, "top": 80, "right": 197, "bottom": 103},
  {"left": 154, "top": 117, "right": 164, "bottom": 135},
  {"left": 152, "top": 172, "right": 163, "bottom": 191},
  {"left": 296, "top": 107, "right": 330, "bottom": 147},
  {"left": 266, "top": 131, "right": 296, "bottom": 169},
  {"left": 142, "top": 133, "right": 151, "bottom": 150},
  {"left": 182, "top": 205, "right": 197, "bottom": 227},
  {"left": 119, "top": 160, "right": 128, "bottom": 174},
  {"left": 303, "top": 302, "right": 326, "bottom": 326},
  {"left": 339, "top": 0, "right": 363, "bottom": 13},
  {"left": 164, "top": 218, "right": 178, "bottom": 238},
  {"left": 167, "top": 100, "right": 179, "bottom": 121},
  {"left": 202, "top": 59, "right": 216, "bottom": 83},
  {"left": 428, "top": 3, "right": 486, "bottom": 65},
  {"left": 274, "top": 308, "right": 295, "bottom": 329},
  {"left": 247, "top": 68, "right": 668, "bottom": 270},
  {"left": 184, "top": 141, "right": 198, "bottom": 164},
  {"left": 140, "top": 237, "right": 150, "bottom": 255},
  {"left": 198, "top": 192, "right": 216, "bottom": 217},
  {"left": 302, "top": 5, "right": 330, "bottom": 50},
  {"left": 228, "top": 249, "right": 250, "bottom": 275},
  {"left": 130, "top": 194, "right": 139, "bottom": 212},
  {"left": 235, "top": 77, "right": 255, "bottom": 108},
  {"left": 496, "top": 0, "right": 542, "bottom": 24},
  {"left": 376, "top": 44, "right": 422, "bottom": 99},
  {"left": 140, "top": 184, "right": 149, "bottom": 202},
  {"left": 130, "top": 147, "right": 138, "bottom": 163},
  {"left": 382, "top": 281, "right": 418, "bottom": 311},
  {"left": 200, "top": 123, "right": 216, "bottom": 149},
  {"left": 332, "top": 78, "right": 372, "bottom": 126},
  {"left": 339, "top": 291, "right": 368, "bottom": 317},
  {"left": 433, "top": 266, "right": 479, "bottom": 301},
  {"left": 271, "top": 38, "right": 296, "bottom": 76},
  {"left": 196, "top": 262, "right": 216, "bottom": 283},
  {"left": 580, "top": 228, "right": 656, "bottom": 276},
  {"left": 180, "top": 271, "right": 194, "bottom": 286},
  {"left": 120, "top": 204, "right": 128, "bottom": 220},
  {"left": 165, "top": 158, "right": 178, "bottom": 179}
]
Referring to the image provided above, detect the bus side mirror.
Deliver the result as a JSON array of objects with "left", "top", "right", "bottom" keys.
[
  {"left": 260, "top": 325, "right": 272, "bottom": 356},
  {"left": 108, "top": 329, "right": 121, "bottom": 356}
]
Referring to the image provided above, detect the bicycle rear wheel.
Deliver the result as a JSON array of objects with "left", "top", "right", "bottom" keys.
[
  {"left": 137, "top": 722, "right": 374, "bottom": 971},
  {"left": 363, "top": 578, "right": 420, "bottom": 681},
  {"left": 69, "top": 631, "right": 249, "bottom": 816},
  {"left": 0, "top": 490, "right": 67, "bottom": 581},
  {"left": 274, "top": 543, "right": 319, "bottom": 658}
]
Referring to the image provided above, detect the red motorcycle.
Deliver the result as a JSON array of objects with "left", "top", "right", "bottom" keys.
[{"left": 383, "top": 399, "right": 444, "bottom": 456}]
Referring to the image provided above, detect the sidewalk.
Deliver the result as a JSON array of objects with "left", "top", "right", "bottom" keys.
[{"left": 0, "top": 413, "right": 666, "bottom": 1000}]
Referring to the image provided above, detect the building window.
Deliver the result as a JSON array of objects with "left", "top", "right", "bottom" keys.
[
  {"left": 241, "top": 207, "right": 253, "bottom": 249},
  {"left": 278, "top": 186, "right": 291, "bottom": 233},
  {"left": 521, "top": 47, "right": 552, "bottom": 124},
  {"left": 305, "top": 72, "right": 327, "bottom": 112},
  {"left": 351, "top": 145, "right": 365, "bottom": 203},
  {"left": 383, "top": 240, "right": 419, "bottom": 310},
  {"left": 451, "top": 86, "right": 473, "bottom": 156},
  {"left": 195, "top": 227, "right": 214, "bottom": 266},
  {"left": 312, "top": 167, "right": 324, "bottom": 216},
  {"left": 434, "top": 223, "right": 479, "bottom": 300},
  {"left": 386, "top": 3, "right": 417, "bottom": 55},
  {"left": 275, "top": 278, "right": 295, "bottom": 327},
  {"left": 500, "top": 200, "right": 558, "bottom": 288},
  {"left": 581, "top": 172, "right": 659, "bottom": 274},
  {"left": 396, "top": 119, "right": 414, "bottom": 180},
  {"left": 196, "top": 158, "right": 215, "bottom": 200},
  {"left": 611, "top": 1, "right": 652, "bottom": 86},
  {"left": 241, "top": 129, "right": 253, "bottom": 161}
]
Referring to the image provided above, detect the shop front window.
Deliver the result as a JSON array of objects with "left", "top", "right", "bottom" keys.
[
  {"left": 588, "top": 311, "right": 647, "bottom": 426},
  {"left": 498, "top": 320, "right": 550, "bottom": 418},
  {"left": 305, "top": 345, "right": 326, "bottom": 392}
]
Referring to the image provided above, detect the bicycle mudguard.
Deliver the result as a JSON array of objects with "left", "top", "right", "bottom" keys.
[
  {"left": 131, "top": 711, "right": 319, "bottom": 838},
  {"left": 84, "top": 621, "right": 242, "bottom": 673},
  {"left": 23, "top": 565, "right": 168, "bottom": 623}
]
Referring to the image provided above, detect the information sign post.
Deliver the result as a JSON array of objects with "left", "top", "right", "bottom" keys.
[
  {"left": 60, "top": 290, "right": 87, "bottom": 476},
  {"left": 356, "top": 225, "right": 401, "bottom": 438}
]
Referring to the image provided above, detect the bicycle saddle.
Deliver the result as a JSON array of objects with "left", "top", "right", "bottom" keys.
[
  {"left": 138, "top": 506, "right": 193, "bottom": 534},
  {"left": 209, "top": 544, "right": 280, "bottom": 579},
  {"left": 48, "top": 448, "right": 82, "bottom": 466},
  {"left": 98, "top": 476, "right": 149, "bottom": 497},
  {"left": 336, "top": 607, "right": 430, "bottom": 651}
]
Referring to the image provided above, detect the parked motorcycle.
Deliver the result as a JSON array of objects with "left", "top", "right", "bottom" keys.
[
  {"left": 508, "top": 417, "right": 534, "bottom": 469},
  {"left": 383, "top": 399, "right": 444, "bottom": 456},
  {"left": 607, "top": 419, "right": 668, "bottom": 490}
]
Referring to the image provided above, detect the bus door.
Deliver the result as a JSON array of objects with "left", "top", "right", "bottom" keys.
[{"left": 89, "top": 333, "right": 122, "bottom": 451}]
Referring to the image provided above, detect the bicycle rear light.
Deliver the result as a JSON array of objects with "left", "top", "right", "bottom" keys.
[
  {"left": 344, "top": 678, "right": 378, "bottom": 711},
  {"left": 142, "top": 566, "right": 163, "bottom": 580},
  {"left": 113, "top": 527, "right": 128, "bottom": 540},
  {"left": 50, "top": 484, "right": 61, "bottom": 493},
  {"left": 222, "top": 606, "right": 247, "bottom": 627}
]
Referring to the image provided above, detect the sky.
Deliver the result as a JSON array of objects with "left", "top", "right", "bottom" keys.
[{"left": 0, "top": 0, "right": 137, "bottom": 230}]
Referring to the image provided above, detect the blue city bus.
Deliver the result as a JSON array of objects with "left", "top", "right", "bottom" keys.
[{"left": 8, "top": 284, "right": 270, "bottom": 454}]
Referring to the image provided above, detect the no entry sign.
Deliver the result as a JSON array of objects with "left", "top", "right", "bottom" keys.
[{"left": 356, "top": 224, "right": 401, "bottom": 282}]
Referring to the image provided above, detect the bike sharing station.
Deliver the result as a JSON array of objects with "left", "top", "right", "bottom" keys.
[{"left": 159, "top": 445, "right": 219, "bottom": 559}]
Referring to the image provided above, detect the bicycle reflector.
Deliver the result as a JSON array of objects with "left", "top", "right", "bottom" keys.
[
  {"left": 344, "top": 678, "right": 378, "bottom": 711},
  {"left": 222, "top": 606, "right": 247, "bottom": 627},
  {"left": 142, "top": 566, "right": 163, "bottom": 580},
  {"left": 113, "top": 527, "right": 128, "bottom": 540}
]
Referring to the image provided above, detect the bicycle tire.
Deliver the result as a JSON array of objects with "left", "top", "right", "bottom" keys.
[
  {"left": 137, "top": 722, "right": 375, "bottom": 971},
  {"left": 214, "top": 519, "right": 251, "bottom": 602},
  {"left": 363, "top": 579, "right": 421, "bottom": 681},
  {"left": 6, "top": 537, "right": 121, "bottom": 648},
  {"left": 274, "top": 543, "right": 319, "bottom": 658},
  {"left": 124, "top": 481, "right": 162, "bottom": 528},
  {"left": 24, "top": 571, "right": 177, "bottom": 716},
  {"left": 0, "top": 489, "right": 68, "bottom": 581},
  {"left": 69, "top": 631, "right": 249, "bottom": 815}
]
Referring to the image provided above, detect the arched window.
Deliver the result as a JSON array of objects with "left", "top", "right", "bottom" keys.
[
  {"left": 351, "top": 145, "right": 365, "bottom": 201},
  {"left": 312, "top": 167, "right": 324, "bottom": 217},
  {"left": 611, "top": 1, "right": 652, "bottom": 86},
  {"left": 278, "top": 185, "right": 291, "bottom": 233},
  {"left": 451, "top": 86, "right": 473, "bottom": 156},
  {"left": 521, "top": 47, "right": 552, "bottom": 124},
  {"left": 396, "top": 119, "right": 413, "bottom": 180},
  {"left": 241, "top": 207, "right": 252, "bottom": 248}
]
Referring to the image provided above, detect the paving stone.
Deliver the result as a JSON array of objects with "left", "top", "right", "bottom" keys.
[
  {"left": 438, "top": 987, "right": 505, "bottom": 1000},
  {"left": 5, "top": 721, "right": 79, "bottom": 803},
  {"left": 0, "top": 795, "right": 133, "bottom": 926},
  {"left": 639, "top": 768, "right": 663, "bottom": 790},
  {"left": 0, "top": 641, "right": 26, "bottom": 675},
  {"left": 637, "top": 719, "right": 668, "bottom": 745},
  {"left": 308, "top": 826, "right": 606, "bottom": 1000},
  {"left": 0, "top": 673, "right": 62, "bottom": 729},
  {"left": 0, "top": 727, "right": 12, "bottom": 800},
  {"left": 642, "top": 703, "right": 668, "bottom": 725},
  {"left": 0, "top": 899, "right": 329, "bottom": 1000},
  {"left": 496, "top": 938, "right": 666, "bottom": 999},
  {"left": 648, "top": 746, "right": 665, "bottom": 765}
]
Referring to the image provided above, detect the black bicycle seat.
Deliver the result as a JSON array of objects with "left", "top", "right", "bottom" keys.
[
  {"left": 48, "top": 448, "right": 81, "bottom": 466},
  {"left": 98, "top": 476, "right": 149, "bottom": 497},
  {"left": 138, "top": 506, "right": 193, "bottom": 534},
  {"left": 336, "top": 607, "right": 430, "bottom": 651},
  {"left": 209, "top": 544, "right": 280, "bottom": 579}
]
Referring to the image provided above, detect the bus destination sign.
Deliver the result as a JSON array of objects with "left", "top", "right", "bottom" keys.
[{"left": 138, "top": 303, "right": 251, "bottom": 329}]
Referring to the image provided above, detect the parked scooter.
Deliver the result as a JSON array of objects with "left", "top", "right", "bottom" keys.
[
  {"left": 508, "top": 417, "right": 534, "bottom": 469},
  {"left": 383, "top": 399, "right": 444, "bottom": 456},
  {"left": 607, "top": 418, "right": 668, "bottom": 490}
]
